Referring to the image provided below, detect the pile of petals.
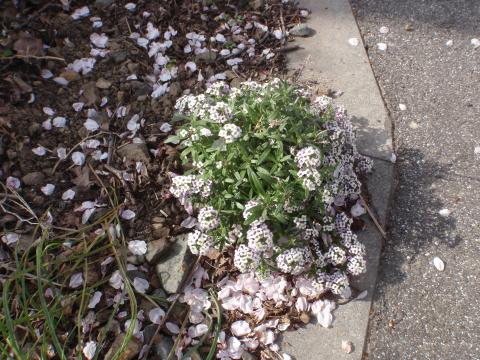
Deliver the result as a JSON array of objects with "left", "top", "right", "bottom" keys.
[{"left": 166, "top": 79, "right": 373, "bottom": 358}]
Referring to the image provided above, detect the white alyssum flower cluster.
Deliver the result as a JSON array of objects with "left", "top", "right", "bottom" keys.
[{"left": 169, "top": 79, "right": 371, "bottom": 303}]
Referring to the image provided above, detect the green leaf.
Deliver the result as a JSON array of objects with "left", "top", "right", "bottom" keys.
[{"left": 164, "top": 135, "right": 180, "bottom": 144}]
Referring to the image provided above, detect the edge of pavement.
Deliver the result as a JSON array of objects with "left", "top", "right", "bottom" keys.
[{"left": 281, "top": 0, "right": 394, "bottom": 359}]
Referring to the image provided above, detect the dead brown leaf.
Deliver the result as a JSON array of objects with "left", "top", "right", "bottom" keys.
[
  {"left": 13, "top": 32, "right": 44, "bottom": 57},
  {"left": 71, "top": 166, "right": 92, "bottom": 188}
]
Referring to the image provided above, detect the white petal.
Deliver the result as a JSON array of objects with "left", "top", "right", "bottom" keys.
[
  {"left": 133, "top": 277, "right": 149, "bottom": 293},
  {"left": 2, "top": 233, "right": 20, "bottom": 245},
  {"left": 41, "top": 69, "right": 53, "bottom": 79},
  {"left": 32, "top": 146, "right": 47, "bottom": 156},
  {"left": 377, "top": 42, "right": 387, "bottom": 51},
  {"left": 69, "top": 272, "right": 84, "bottom": 288},
  {"left": 109, "top": 270, "right": 124, "bottom": 289},
  {"left": 351, "top": 202, "right": 366, "bottom": 217},
  {"left": 128, "top": 240, "right": 147, "bottom": 255},
  {"left": 41, "top": 184, "right": 55, "bottom": 196},
  {"left": 90, "top": 33, "right": 109, "bottom": 48},
  {"left": 445, "top": 40, "right": 453, "bottom": 47},
  {"left": 159, "top": 123, "right": 172, "bottom": 133},
  {"left": 6, "top": 176, "right": 21, "bottom": 190},
  {"left": 53, "top": 116, "right": 67, "bottom": 128},
  {"left": 53, "top": 77, "right": 69, "bottom": 86},
  {"left": 62, "top": 189, "right": 76, "bottom": 201},
  {"left": 471, "top": 38, "right": 480, "bottom": 49},
  {"left": 88, "top": 291, "right": 102, "bottom": 309},
  {"left": 121, "top": 209, "right": 136, "bottom": 220},
  {"left": 398, "top": 103, "right": 407, "bottom": 111},
  {"left": 82, "top": 341, "right": 97, "bottom": 360},
  {"left": 73, "top": 102, "right": 85, "bottom": 112},
  {"left": 348, "top": 38, "right": 359, "bottom": 47},
  {"left": 185, "top": 61, "right": 197, "bottom": 72},
  {"left": 231, "top": 320, "right": 251, "bottom": 337},
  {"left": 439, "top": 208, "right": 451, "bottom": 217},
  {"left": 71, "top": 6, "right": 90, "bottom": 20},
  {"left": 57, "top": 147, "right": 67, "bottom": 159},
  {"left": 148, "top": 307, "right": 166, "bottom": 324},
  {"left": 125, "top": 2, "right": 136, "bottom": 11},
  {"left": 84, "top": 118, "right": 99, "bottom": 132},
  {"left": 72, "top": 151, "right": 86, "bottom": 166},
  {"left": 433, "top": 257, "right": 445, "bottom": 271},
  {"left": 43, "top": 107, "right": 55, "bottom": 116},
  {"left": 166, "top": 322, "right": 180, "bottom": 334},
  {"left": 42, "top": 118, "right": 52, "bottom": 130}
]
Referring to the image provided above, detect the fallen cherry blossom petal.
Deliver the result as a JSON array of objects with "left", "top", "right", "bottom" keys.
[
  {"left": 133, "top": 277, "right": 149, "bottom": 293},
  {"left": 377, "top": 42, "right": 387, "bottom": 51},
  {"left": 71, "top": 6, "right": 90, "bottom": 20},
  {"left": 6, "top": 176, "right": 21, "bottom": 189},
  {"left": 2, "top": 233, "right": 20, "bottom": 245},
  {"left": 149, "top": 307, "right": 166, "bottom": 324},
  {"left": 121, "top": 209, "right": 136, "bottom": 220},
  {"left": 439, "top": 208, "right": 451, "bottom": 217},
  {"left": 231, "top": 320, "right": 251, "bottom": 337},
  {"left": 72, "top": 151, "right": 86, "bottom": 166},
  {"left": 433, "top": 256, "right": 445, "bottom": 271},
  {"left": 82, "top": 341, "right": 96, "bottom": 360},
  {"left": 41, "top": 184, "right": 55, "bottom": 196},
  {"left": 348, "top": 38, "right": 359, "bottom": 47},
  {"left": 88, "top": 291, "right": 102, "bottom": 309},
  {"left": 69, "top": 272, "right": 83, "bottom": 288},
  {"left": 32, "top": 146, "right": 47, "bottom": 156},
  {"left": 166, "top": 322, "right": 180, "bottom": 334},
  {"left": 128, "top": 240, "right": 147, "bottom": 255},
  {"left": 53, "top": 116, "right": 67, "bottom": 128}
]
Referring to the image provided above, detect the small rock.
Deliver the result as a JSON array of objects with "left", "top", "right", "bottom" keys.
[
  {"left": 242, "top": 352, "right": 257, "bottom": 360},
  {"left": 348, "top": 37, "right": 359, "bottom": 47},
  {"left": 82, "top": 82, "right": 100, "bottom": 105},
  {"left": 59, "top": 70, "right": 80, "bottom": 82},
  {"left": 129, "top": 81, "right": 152, "bottom": 97},
  {"left": 94, "top": 0, "right": 113, "bottom": 8},
  {"left": 299, "top": 312, "right": 310, "bottom": 324},
  {"left": 342, "top": 340, "right": 354, "bottom": 354},
  {"left": 117, "top": 143, "right": 150, "bottom": 164},
  {"left": 154, "top": 335, "right": 174, "bottom": 359},
  {"left": 438, "top": 208, "right": 451, "bottom": 217},
  {"left": 250, "top": 0, "right": 264, "bottom": 10},
  {"left": 155, "top": 235, "right": 194, "bottom": 294},
  {"left": 289, "top": 23, "right": 315, "bottom": 37},
  {"left": 195, "top": 50, "right": 217, "bottom": 64},
  {"left": 96, "top": 78, "right": 112, "bottom": 89},
  {"left": 398, "top": 103, "right": 407, "bottom": 111},
  {"left": 152, "top": 223, "right": 171, "bottom": 238},
  {"left": 404, "top": 23, "right": 414, "bottom": 31},
  {"left": 110, "top": 51, "right": 128, "bottom": 64},
  {"left": 145, "top": 238, "right": 170, "bottom": 264},
  {"left": 169, "top": 82, "right": 182, "bottom": 98},
  {"left": 22, "top": 172, "right": 45, "bottom": 186},
  {"left": 104, "top": 333, "right": 142, "bottom": 360}
]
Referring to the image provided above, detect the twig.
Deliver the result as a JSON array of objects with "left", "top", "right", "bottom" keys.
[
  {"left": 360, "top": 195, "right": 387, "bottom": 239},
  {"left": 274, "top": 45, "right": 302, "bottom": 53},
  {"left": 0, "top": 54, "right": 66, "bottom": 63}
]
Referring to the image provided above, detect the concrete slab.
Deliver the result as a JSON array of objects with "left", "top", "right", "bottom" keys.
[
  {"left": 282, "top": 0, "right": 395, "bottom": 359},
  {"left": 287, "top": 0, "right": 393, "bottom": 162}
]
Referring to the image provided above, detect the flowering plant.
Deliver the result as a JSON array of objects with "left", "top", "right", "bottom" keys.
[{"left": 169, "top": 79, "right": 372, "bottom": 295}]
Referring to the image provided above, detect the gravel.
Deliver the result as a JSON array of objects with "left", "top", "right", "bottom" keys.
[{"left": 350, "top": 0, "right": 480, "bottom": 359}]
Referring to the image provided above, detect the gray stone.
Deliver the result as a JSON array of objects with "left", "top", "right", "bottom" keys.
[
  {"left": 289, "top": 23, "right": 316, "bottom": 37},
  {"left": 94, "top": 0, "right": 113, "bottom": 8},
  {"left": 21, "top": 171, "right": 45, "bottom": 186},
  {"left": 96, "top": 78, "right": 112, "bottom": 89},
  {"left": 155, "top": 235, "right": 194, "bottom": 294},
  {"left": 129, "top": 81, "right": 152, "bottom": 97},
  {"left": 195, "top": 50, "right": 217, "bottom": 64},
  {"left": 117, "top": 143, "right": 150, "bottom": 164},
  {"left": 110, "top": 50, "right": 128, "bottom": 64},
  {"left": 154, "top": 335, "right": 174, "bottom": 359},
  {"left": 104, "top": 333, "right": 142, "bottom": 360},
  {"left": 145, "top": 238, "right": 170, "bottom": 264},
  {"left": 250, "top": 0, "right": 264, "bottom": 10}
]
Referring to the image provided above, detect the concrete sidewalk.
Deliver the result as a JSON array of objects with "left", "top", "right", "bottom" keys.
[
  {"left": 351, "top": 0, "right": 480, "bottom": 359},
  {"left": 281, "top": 0, "right": 394, "bottom": 359}
]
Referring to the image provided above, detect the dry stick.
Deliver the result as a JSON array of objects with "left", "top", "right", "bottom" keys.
[
  {"left": 141, "top": 257, "right": 201, "bottom": 360},
  {"left": 360, "top": 195, "right": 387, "bottom": 239},
  {"left": 0, "top": 54, "right": 66, "bottom": 63}
]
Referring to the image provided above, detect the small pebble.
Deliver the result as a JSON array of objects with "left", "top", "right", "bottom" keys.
[{"left": 433, "top": 257, "right": 445, "bottom": 271}]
